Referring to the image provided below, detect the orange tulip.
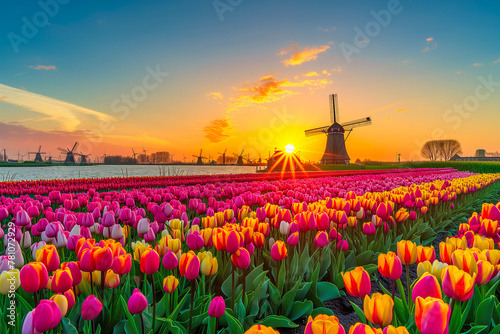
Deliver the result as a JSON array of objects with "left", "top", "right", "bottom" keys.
[
  {"left": 342, "top": 267, "right": 371, "bottom": 298},
  {"left": 396, "top": 240, "right": 417, "bottom": 265},
  {"left": 363, "top": 293, "right": 393, "bottom": 327},
  {"left": 416, "top": 246, "right": 436, "bottom": 263},
  {"left": 441, "top": 265, "right": 476, "bottom": 301},
  {"left": 451, "top": 249, "right": 478, "bottom": 276},
  {"left": 378, "top": 251, "right": 402, "bottom": 280},
  {"left": 439, "top": 242, "right": 455, "bottom": 265},
  {"left": 304, "top": 314, "right": 346, "bottom": 334},
  {"left": 476, "top": 260, "right": 494, "bottom": 285},
  {"left": 51, "top": 268, "right": 73, "bottom": 293},
  {"left": 36, "top": 245, "right": 60, "bottom": 272},
  {"left": 415, "top": 297, "right": 450, "bottom": 334}
]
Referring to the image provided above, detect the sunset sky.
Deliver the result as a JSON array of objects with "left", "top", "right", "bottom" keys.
[{"left": 1, "top": 0, "right": 499, "bottom": 162}]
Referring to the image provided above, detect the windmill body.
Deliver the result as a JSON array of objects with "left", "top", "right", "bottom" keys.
[
  {"left": 28, "top": 146, "right": 46, "bottom": 162},
  {"left": 193, "top": 149, "right": 207, "bottom": 165},
  {"left": 58, "top": 142, "right": 79, "bottom": 164},
  {"left": 305, "top": 94, "right": 372, "bottom": 164},
  {"left": 234, "top": 150, "right": 246, "bottom": 166}
]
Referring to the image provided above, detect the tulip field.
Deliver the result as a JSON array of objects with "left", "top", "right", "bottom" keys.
[{"left": 2, "top": 168, "right": 500, "bottom": 334}]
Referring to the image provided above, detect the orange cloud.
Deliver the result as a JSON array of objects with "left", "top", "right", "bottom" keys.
[
  {"left": 29, "top": 65, "right": 57, "bottom": 70},
  {"left": 279, "top": 43, "right": 330, "bottom": 66},
  {"left": 396, "top": 108, "right": 408, "bottom": 113},
  {"left": 422, "top": 37, "right": 437, "bottom": 52},
  {"left": 473, "top": 63, "right": 482, "bottom": 66},
  {"left": 206, "top": 92, "right": 223, "bottom": 100},
  {"left": 203, "top": 119, "right": 231, "bottom": 143},
  {"left": 303, "top": 71, "right": 320, "bottom": 77},
  {"left": 227, "top": 74, "right": 331, "bottom": 112},
  {"left": 494, "top": 58, "right": 500, "bottom": 64}
]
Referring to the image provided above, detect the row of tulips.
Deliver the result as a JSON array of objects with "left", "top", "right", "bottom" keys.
[
  {"left": 0, "top": 168, "right": 457, "bottom": 196},
  {"left": 0, "top": 170, "right": 499, "bottom": 333}
]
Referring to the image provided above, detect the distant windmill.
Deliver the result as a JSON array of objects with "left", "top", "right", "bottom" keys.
[
  {"left": 218, "top": 148, "right": 227, "bottom": 165},
  {"left": 57, "top": 142, "right": 79, "bottom": 164},
  {"left": 0, "top": 147, "right": 7, "bottom": 162},
  {"left": 170, "top": 153, "right": 175, "bottom": 163},
  {"left": 183, "top": 155, "right": 187, "bottom": 163},
  {"left": 234, "top": 150, "right": 246, "bottom": 166},
  {"left": 47, "top": 153, "right": 52, "bottom": 163},
  {"left": 28, "top": 146, "right": 46, "bottom": 162},
  {"left": 75, "top": 152, "right": 91, "bottom": 164},
  {"left": 305, "top": 94, "right": 372, "bottom": 164},
  {"left": 132, "top": 148, "right": 139, "bottom": 162},
  {"left": 192, "top": 149, "right": 207, "bottom": 165},
  {"left": 142, "top": 146, "right": 150, "bottom": 163}
]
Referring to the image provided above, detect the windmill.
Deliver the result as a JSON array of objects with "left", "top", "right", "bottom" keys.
[
  {"left": 57, "top": 142, "right": 79, "bottom": 164},
  {"left": 47, "top": 153, "right": 52, "bottom": 163},
  {"left": 234, "top": 150, "right": 246, "bottom": 166},
  {"left": 192, "top": 149, "right": 207, "bottom": 165},
  {"left": 28, "top": 146, "right": 46, "bottom": 162},
  {"left": 170, "top": 154, "right": 175, "bottom": 163},
  {"left": 131, "top": 148, "right": 139, "bottom": 162},
  {"left": 142, "top": 145, "right": 149, "bottom": 163},
  {"left": 0, "top": 147, "right": 7, "bottom": 162},
  {"left": 183, "top": 155, "right": 187, "bottom": 163},
  {"left": 75, "top": 152, "right": 90, "bottom": 164},
  {"left": 305, "top": 94, "right": 372, "bottom": 164},
  {"left": 218, "top": 149, "right": 227, "bottom": 165}
]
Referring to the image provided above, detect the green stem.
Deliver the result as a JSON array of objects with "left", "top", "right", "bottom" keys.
[
  {"left": 140, "top": 312, "right": 145, "bottom": 334},
  {"left": 151, "top": 274, "right": 156, "bottom": 332},
  {"left": 405, "top": 264, "right": 411, "bottom": 306},
  {"left": 189, "top": 280, "right": 195, "bottom": 333},
  {"left": 100, "top": 270, "right": 105, "bottom": 302},
  {"left": 231, "top": 263, "right": 235, "bottom": 310}
]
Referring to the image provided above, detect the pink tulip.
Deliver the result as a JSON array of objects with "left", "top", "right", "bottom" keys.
[
  {"left": 33, "top": 300, "right": 61, "bottom": 332},
  {"left": 208, "top": 296, "right": 225, "bottom": 318},
  {"left": 128, "top": 288, "right": 148, "bottom": 314},
  {"left": 81, "top": 295, "right": 102, "bottom": 320}
]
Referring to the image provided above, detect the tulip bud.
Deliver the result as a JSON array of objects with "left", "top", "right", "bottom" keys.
[
  {"left": 128, "top": 288, "right": 148, "bottom": 314},
  {"left": 163, "top": 275, "right": 179, "bottom": 293},
  {"left": 208, "top": 296, "right": 225, "bottom": 318}
]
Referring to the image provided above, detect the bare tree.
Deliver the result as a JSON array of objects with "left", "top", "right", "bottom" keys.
[
  {"left": 421, "top": 141, "right": 442, "bottom": 161},
  {"left": 438, "top": 140, "right": 463, "bottom": 161}
]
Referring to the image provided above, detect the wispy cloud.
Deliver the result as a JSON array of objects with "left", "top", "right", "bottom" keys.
[
  {"left": 0, "top": 83, "right": 115, "bottom": 131},
  {"left": 227, "top": 74, "right": 331, "bottom": 112},
  {"left": 203, "top": 119, "right": 231, "bottom": 143},
  {"left": 396, "top": 108, "right": 408, "bottom": 113},
  {"left": 29, "top": 65, "right": 57, "bottom": 70},
  {"left": 494, "top": 58, "right": 500, "bottom": 64},
  {"left": 303, "top": 71, "right": 320, "bottom": 77},
  {"left": 422, "top": 37, "right": 437, "bottom": 52},
  {"left": 278, "top": 43, "right": 330, "bottom": 66},
  {"left": 206, "top": 92, "right": 223, "bottom": 100},
  {"left": 473, "top": 63, "right": 482, "bottom": 67}
]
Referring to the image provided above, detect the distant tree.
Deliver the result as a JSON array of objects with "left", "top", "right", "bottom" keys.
[
  {"left": 438, "top": 140, "right": 463, "bottom": 161},
  {"left": 421, "top": 140, "right": 463, "bottom": 161},
  {"left": 421, "top": 141, "right": 441, "bottom": 161}
]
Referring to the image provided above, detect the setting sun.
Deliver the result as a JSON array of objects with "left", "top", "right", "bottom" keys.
[{"left": 285, "top": 144, "right": 295, "bottom": 154}]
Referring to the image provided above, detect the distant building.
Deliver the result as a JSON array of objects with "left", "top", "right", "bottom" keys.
[
  {"left": 450, "top": 154, "right": 500, "bottom": 162},
  {"left": 475, "top": 149, "right": 486, "bottom": 157}
]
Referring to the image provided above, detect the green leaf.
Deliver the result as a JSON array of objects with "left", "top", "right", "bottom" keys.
[
  {"left": 488, "top": 323, "right": 500, "bottom": 334},
  {"left": 281, "top": 278, "right": 302, "bottom": 316},
  {"left": 288, "top": 300, "right": 313, "bottom": 321},
  {"left": 61, "top": 318, "right": 79, "bottom": 334},
  {"left": 349, "top": 301, "right": 366, "bottom": 323},
  {"left": 461, "top": 325, "right": 488, "bottom": 334},
  {"left": 316, "top": 282, "right": 341, "bottom": 302},
  {"left": 222, "top": 270, "right": 242, "bottom": 298},
  {"left": 476, "top": 296, "right": 495, "bottom": 327},
  {"left": 356, "top": 250, "right": 374, "bottom": 266},
  {"left": 449, "top": 300, "right": 463, "bottom": 334},
  {"left": 120, "top": 296, "right": 139, "bottom": 334},
  {"left": 167, "top": 293, "right": 188, "bottom": 321},
  {"left": 258, "top": 315, "right": 298, "bottom": 328},
  {"left": 311, "top": 307, "right": 334, "bottom": 318},
  {"left": 225, "top": 312, "right": 244, "bottom": 334},
  {"left": 277, "top": 260, "right": 286, "bottom": 296},
  {"left": 344, "top": 251, "right": 357, "bottom": 270},
  {"left": 113, "top": 320, "right": 127, "bottom": 334}
]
